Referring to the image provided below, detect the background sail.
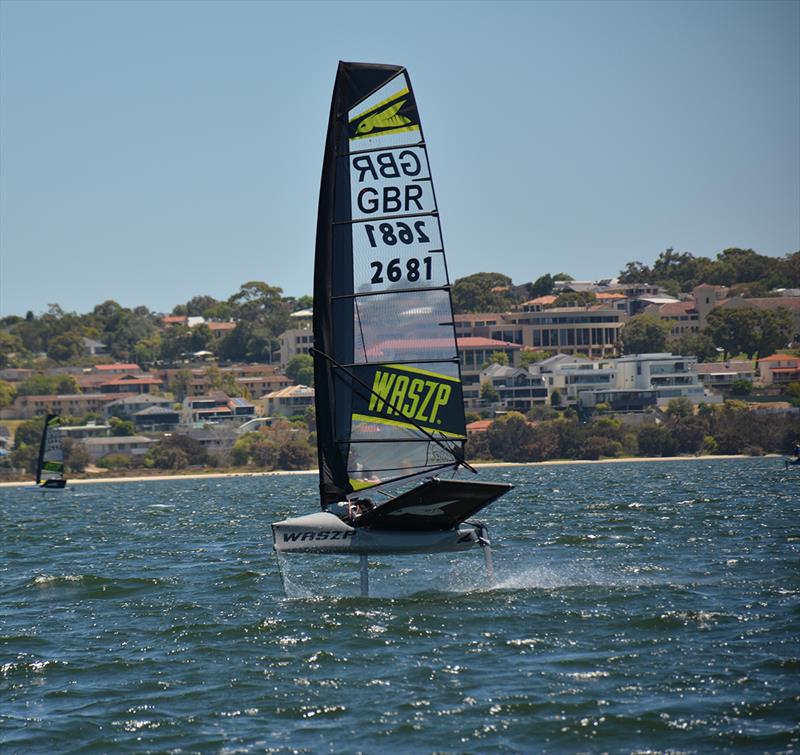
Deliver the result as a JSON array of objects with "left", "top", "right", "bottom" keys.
[
  {"left": 36, "top": 414, "right": 65, "bottom": 485},
  {"left": 314, "top": 62, "right": 466, "bottom": 506}
]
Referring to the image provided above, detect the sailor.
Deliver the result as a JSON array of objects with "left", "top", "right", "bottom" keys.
[{"left": 325, "top": 497, "right": 375, "bottom": 522}]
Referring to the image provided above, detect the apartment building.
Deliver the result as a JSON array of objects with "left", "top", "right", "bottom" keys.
[{"left": 476, "top": 364, "right": 547, "bottom": 411}]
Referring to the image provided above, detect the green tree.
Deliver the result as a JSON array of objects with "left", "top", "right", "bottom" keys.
[
  {"left": 10, "top": 443, "right": 37, "bottom": 473},
  {"left": 47, "top": 332, "right": 85, "bottom": 362},
  {"left": 526, "top": 273, "right": 555, "bottom": 298},
  {"left": 519, "top": 350, "right": 549, "bottom": 367},
  {"left": 621, "top": 314, "right": 671, "bottom": 355},
  {"left": 109, "top": 417, "right": 135, "bottom": 436},
  {"left": 146, "top": 434, "right": 208, "bottom": 468},
  {"left": 62, "top": 438, "right": 90, "bottom": 472},
  {"left": 705, "top": 307, "right": 791, "bottom": 359},
  {"left": 730, "top": 379, "right": 752, "bottom": 396},
  {"left": 0, "top": 380, "right": 16, "bottom": 409},
  {"left": 480, "top": 381, "right": 499, "bottom": 403},
  {"left": 98, "top": 453, "right": 132, "bottom": 470},
  {"left": 667, "top": 332, "right": 717, "bottom": 362},
  {"left": 451, "top": 273, "right": 516, "bottom": 313},
  {"left": 553, "top": 291, "right": 596, "bottom": 308},
  {"left": 0, "top": 331, "right": 26, "bottom": 367},
  {"left": 285, "top": 354, "right": 314, "bottom": 386},
  {"left": 169, "top": 369, "right": 193, "bottom": 401},
  {"left": 14, "top": 416, "right": 46, "bottom": 447},
  {"left": 486, "top": 412, "right": 538, "bottom": 462}
]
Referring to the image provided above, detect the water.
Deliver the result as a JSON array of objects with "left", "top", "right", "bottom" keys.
[{"left": 1, "top": 459, "right": 798, "bottom": 753}]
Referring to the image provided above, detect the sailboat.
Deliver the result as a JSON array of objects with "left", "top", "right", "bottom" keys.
[
  {"left": 271, "top": 62, "right": 512, "bottom": 595},
  {"left": 35, "top": 413, "right": 67, "bottom": 489}
]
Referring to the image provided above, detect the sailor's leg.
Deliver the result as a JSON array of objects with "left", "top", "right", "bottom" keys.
[{"left": 360, "top": 554, "right": 369, "bottom": 597}]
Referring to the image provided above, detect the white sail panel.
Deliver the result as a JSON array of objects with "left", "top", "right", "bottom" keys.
[{"left": 350, "top": 290, "right": 457, "bottom": 364}]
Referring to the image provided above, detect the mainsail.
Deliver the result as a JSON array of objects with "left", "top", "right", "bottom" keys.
[
  {"left": 36, "top": 414, "right": 66, "bottom": 487},
  {"left": 314, "top": 62, "right": 467, "bottom": 507}
]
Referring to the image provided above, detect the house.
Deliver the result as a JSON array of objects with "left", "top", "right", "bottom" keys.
[
  {"left": 183, "top": 392, "right": 255, "bottom": 424},
  {"left": 695, "top": 361, "right": 757, "bottom": 391},
  {"left": 3, "top": 392, "right": 133, "bottom": 420},
  {"left": 264, "top": 385, "right": 315, "bottom": 417},
  {"left": 91, "top": 363, "right": 142, "bottom": 374},
  {"left": 98, "top": 374, "right": 164, "bottom": 395},
  {"left": 132, "top": 405, "right": 181, "bottom": 432},
  {"left": 279, "top": 328, "right": 314, "bottom": 368},
  {"left": 530, "top": 354, "right": 617, "bottom": 404},
  {"left": 183, "top": 425, "right": 239, "bottom": 453},
  {"left": 757, "top": 354, "right": 800, "bottom": 386},
  {"left": 457, "top": 336, "right": 523, "bottom": 403},
  {"left": 59, "top": 421, "right": 112, "bottom": 440},
  {"left": 81, "top": 435, "right": 157, "bottom": 461},
  {"left": 82, "top": 337, "right": 108, "bottom": 357},
  {"left": 503, "top": 306, "right": 627, "bottom": 358},
  {"left": 477, "top": 364, "right": 547, "bottom": 411},
  {"left": 104, "top": 394, "right": 174, "bottom": 419}
]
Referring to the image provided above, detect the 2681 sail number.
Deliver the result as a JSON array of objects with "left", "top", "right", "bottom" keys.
[
  {"left": 371, "top": 256, "right": 432, "bottom": 285},
  {"left": 364, "top": 221, "right": 429, "bottom": 247}
]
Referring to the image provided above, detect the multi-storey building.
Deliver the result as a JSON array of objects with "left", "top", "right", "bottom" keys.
[{"left": 475, "top": 364, "right": 547, "bottom": 411}]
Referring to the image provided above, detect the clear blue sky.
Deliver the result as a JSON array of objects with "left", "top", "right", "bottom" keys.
[{"left": 1, "top": 0, "right": 798, "bottom": 317}]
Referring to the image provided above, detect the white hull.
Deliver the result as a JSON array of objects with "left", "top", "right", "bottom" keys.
[{"left": 272, "top": 512, "right": 483, "bottom": 555}]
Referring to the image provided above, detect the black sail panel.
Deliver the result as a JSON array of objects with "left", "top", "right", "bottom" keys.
[{"left": 314, "top": 62, "right": 466, "bottom": 507}]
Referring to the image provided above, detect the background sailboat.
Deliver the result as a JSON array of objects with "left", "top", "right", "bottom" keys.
[{"left": 35, "top": 414, "right": 67, "bottom": 489}]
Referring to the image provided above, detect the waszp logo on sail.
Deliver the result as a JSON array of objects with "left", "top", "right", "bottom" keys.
[
  {"left": 368, "top": 369, "right": 452, "bottom": 425},
  {"left": 349, "top": 91, "right": 419, "bottom": 141}
]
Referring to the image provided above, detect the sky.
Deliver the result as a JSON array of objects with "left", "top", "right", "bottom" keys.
[{"left": 1, "top": 0, "right": 798, "bottom": 317}]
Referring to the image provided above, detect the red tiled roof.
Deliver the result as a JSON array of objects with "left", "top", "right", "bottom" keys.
[
  {"left": 521, "top": 295, "right": 557, "bottom": 306},
  {"left": 658, "top": 301, "right": 696, "bottom": 317},
  {"left": 466, "top": 419, "right": 492, "bottom": 432},
  {"left": 759, "top": 354, "right": 800, "bottom": 363},
  {"left": 101, "top": 376, "right": 162, "bottom": 387},
  {"left": 207, "top": 321, "right": 236, "bottom": 332},
  {"left": 161, "top": 315, "right": 187, "bottom": 324},
  {"left": 596, "top": 292, "right": 626, "bottom": 300},
  {"left": 722, "top": 297, "right": 800, "bottom": 312},
  {"left": 453, "top": 313, "right": 504, "bottom": 322},
  {"left": 458, "top": 337, "right": 522, "bottom": 349},
  {"left": 94, "top": 363, "right": 141, "bottom": 371}
]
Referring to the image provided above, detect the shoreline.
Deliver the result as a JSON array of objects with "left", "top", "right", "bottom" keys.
[{"left": 0, "top": 454, "right": 778, "bottom": 488}]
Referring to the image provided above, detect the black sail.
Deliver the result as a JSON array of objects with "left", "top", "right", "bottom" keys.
[
  {"left": 314, "top": 62, "right": 467, "bottom": 508},
  {"left": 35, "top": 414, "right": 66, "bottom": 486}
]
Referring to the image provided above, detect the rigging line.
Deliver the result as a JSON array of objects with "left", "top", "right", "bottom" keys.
[
  {"left": 310, "top": 347, "right": 477, "bottom": 475},
  {"left": 347, "top": 463, "right": 462, "bottom": 499}
]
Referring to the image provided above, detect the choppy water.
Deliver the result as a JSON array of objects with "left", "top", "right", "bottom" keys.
[{"left": 1, "top": 458, "right": 798, "bottom": 753}]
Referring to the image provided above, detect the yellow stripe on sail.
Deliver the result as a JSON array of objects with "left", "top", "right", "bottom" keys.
[
  {"left": 350, "top": 123, "right": 419, "bottom": 141},
  {"left": 383, "top": 364, "right": 461, "bottom": 382},
  {"left": 349, "top": 87, "right": 410, "bottom": 123},
  {"left": 351, "top": 412, "right": 465, "bottom": 439}
]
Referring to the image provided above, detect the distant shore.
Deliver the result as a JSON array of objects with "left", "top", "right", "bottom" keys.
[{"left": 0, "top": 454, "right": 780, "bottom": 488}]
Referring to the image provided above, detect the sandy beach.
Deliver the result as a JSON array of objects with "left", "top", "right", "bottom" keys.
[{"left": 0, "top": 454, "right": 772, "bottom": 488}]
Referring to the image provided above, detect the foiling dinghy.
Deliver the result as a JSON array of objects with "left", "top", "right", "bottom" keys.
[
  {"left": 272, "top": 62, "right": 512, "bottom": 595},
  {"left": 35, "top": 413, "right": 68, "bottom": 489}
]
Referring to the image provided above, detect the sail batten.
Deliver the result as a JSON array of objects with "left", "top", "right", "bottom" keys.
[{"left": 314, "top": 62, "right": 467, "bottom": 507}]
